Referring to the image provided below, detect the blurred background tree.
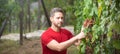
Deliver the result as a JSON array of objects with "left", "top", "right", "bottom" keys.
[{"left": 0, "top": 0, "right": 76, "bottom": 36}]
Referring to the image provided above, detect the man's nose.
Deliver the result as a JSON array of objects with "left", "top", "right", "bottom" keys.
[{"left": 59, "top": 18, "right": 63, "bottom": 22}]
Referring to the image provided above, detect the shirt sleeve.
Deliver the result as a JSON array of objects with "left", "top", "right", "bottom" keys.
[{"left": 41, "top": 33, "right": 53, "bottom": 46}]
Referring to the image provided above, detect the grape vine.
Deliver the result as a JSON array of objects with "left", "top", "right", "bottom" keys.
[{"left": 73, "top": 0, "right": 120, "bottom": 54}]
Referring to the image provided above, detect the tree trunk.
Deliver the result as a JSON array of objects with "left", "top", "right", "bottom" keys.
[
  {"left": 19, "top": 11, "right": 24, "bottom": 45},
  {"left": 8, "top": 16, "right": 11, "bottom": 33},
  {"left": 37, "top": 0, "right": 41, "bottom": 29},
  {"left": 27, "top": 0, "right": 31, "bottom": 32},
  {"left": 0, "top": 18, "right": 7, "bottom": 38},
  {"left": 19, "top": 0, "right": 24, "bottom": 45},
  {"left": 40, "top": 0, "right": 51, "bottom": 27}
]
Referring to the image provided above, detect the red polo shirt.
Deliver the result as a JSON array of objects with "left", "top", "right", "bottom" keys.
[{"left": 41, "top": 27, "right": 73, "bottom": 54}]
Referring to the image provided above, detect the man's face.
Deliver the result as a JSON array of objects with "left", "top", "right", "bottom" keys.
[{"left": 50, "top": 12, "right": 64, "bottom": 28}]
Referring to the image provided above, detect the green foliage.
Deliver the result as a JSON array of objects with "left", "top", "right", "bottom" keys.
[
  {"left": 73, "top": 0, "right": 120, "bottom": 54},
  {"left": 112, "top": 40, "right": 120, "bottom": 49},
  {"left": 0, "top": 0, "right": 76, "bottom": 34},
  {"left": 0, "top": 0, "right": 8, "bottom": 26},
  {"left": 0, "top": 0, "right": 21, "bottom": 34}
]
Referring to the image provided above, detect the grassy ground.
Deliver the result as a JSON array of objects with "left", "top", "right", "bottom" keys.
[{"left": 0, "top": 37, "right": 79, "bottom": 54}]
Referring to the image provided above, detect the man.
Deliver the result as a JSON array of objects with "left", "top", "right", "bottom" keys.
[{"left": 41, "top": 7, "right": 87, "bottom": 54}]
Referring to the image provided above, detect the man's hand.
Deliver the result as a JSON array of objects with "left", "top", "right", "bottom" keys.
[
  {"left": 81, "top": 19, "right": 94, "bottom": 32},
  {"left": 76, "top": 19, "right": 94, "bottom": 43},
  {"left": 83, "top": 19, "right": 93, "bottom": 28},
  {"left": 77, "top": 32, "right": 85, "bottom": 40}
]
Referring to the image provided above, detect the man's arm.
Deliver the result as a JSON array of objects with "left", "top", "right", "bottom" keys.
[
  {"left": 74, "top": 40, "right": 81, "bottom": 46},
  {"left": 74, "top": 19, "right": 94, "bottom": 47},
  {"left": 46, "top": 19, "right": 93, "bottom": 52},
  {"left": 47, "top": 32, "right": 85, "bottom": 52}
]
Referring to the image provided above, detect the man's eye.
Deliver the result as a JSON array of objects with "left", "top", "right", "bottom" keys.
[
  {"left": 61, "top": 17, "right": 64, "bottom": 19},
  {"left": 57, "top": 17, "right": 59, "bottom": 19}
]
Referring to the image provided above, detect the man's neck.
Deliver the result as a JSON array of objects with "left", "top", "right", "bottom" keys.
[{"left": 51, "top": 25, "right": 60, "bottom": 32}]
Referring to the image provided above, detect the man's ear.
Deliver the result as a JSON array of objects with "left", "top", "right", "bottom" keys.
[{"left": 50, "top": 17, "right": 53, "bottom": 22}]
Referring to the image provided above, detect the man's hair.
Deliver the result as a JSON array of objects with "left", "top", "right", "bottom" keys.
[{"left": 50, "top": 7, "right": 64, "bottom": 17}]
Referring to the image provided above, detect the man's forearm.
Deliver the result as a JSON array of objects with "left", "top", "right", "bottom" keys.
[
  {"left": 47, "top": 31, "right": 85, "bottom": 52},
  {"left": 58, "top": 36, "right": 78, "bottom": 51},
  {"left": 56, "top": 33, "right": 84, "bottom": 51}
]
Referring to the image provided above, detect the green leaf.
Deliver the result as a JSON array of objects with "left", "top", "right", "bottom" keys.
[
  {"left": 98, "top": 3, "right": 102, "bottom": 18},
  {"left": 92, "top": 36, "right": 95, "bottom": 43},
  {"left": 112, "top": 40, "right": 120, "bottom": 49},
  {"left": 81, "top": 44, "right": 86, "bottom": 54},
  {"left": 113, "top": 23, "right": 120, "bottom": 34},
  {"left": 107, "top": 31, "right": 112, "bottom": 41},
  {"left": 94, "top": 45, "right": 100, "bottom": 54}
]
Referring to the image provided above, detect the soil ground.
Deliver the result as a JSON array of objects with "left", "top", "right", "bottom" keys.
[
  {"left": 0, "top": 38, "right": 79, "bottom": 54},
  {"left": 0, "top": 26, "right": 79, "bottom": 54}
]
